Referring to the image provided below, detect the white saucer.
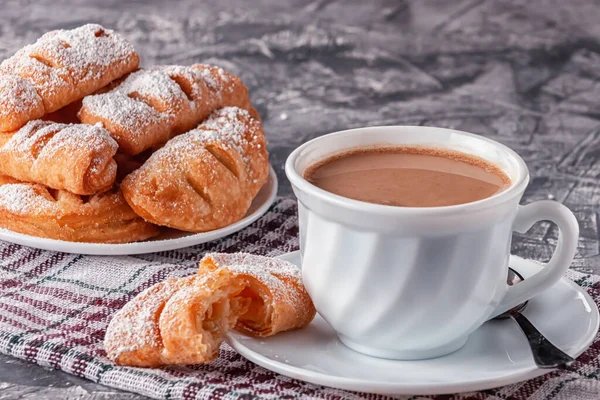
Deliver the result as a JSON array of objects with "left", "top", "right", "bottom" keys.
[
  {"left": 0, "top": 167, "right": 278, "bottom": 256},
  {"left": 227, "top": 250, "right": 599, "bottom": 396}
]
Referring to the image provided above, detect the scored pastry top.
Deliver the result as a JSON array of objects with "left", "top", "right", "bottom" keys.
[
  {"left": 0, "top": 24, "right": 139, "bottom": 132},
  {"left": 163, "top": 106, "right": 266, "bottom": 181},
  {"left": 79, "top": 68, "right": 191, "bottom": 147},
  {"left": 120, "top": 106, "right": 269, "bottom": 232},
  {"left": 0, "top": 120, "right": 118, "bottom": 195},
  {"left": 1, "top": 24, "right": 137, "bottom": 82},
  {"left": 84, "top": 65, "right": 236, "bottom": 117},
  {"left": 3, "top": 119, "right": 117, "bottom": 158},
  {"left": 79, "top": 64, "right": 251, "bottom": 154}
]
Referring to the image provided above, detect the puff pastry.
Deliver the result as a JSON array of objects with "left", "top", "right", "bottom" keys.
[
  {"left": 200, "top": 253, "right": 316, "bottom": 337},
  {"left": 121, "top": 107, "right": 269, "bottom": 232},
  {"left": 0, "top": 176, "right": 159, "bottom": 243},
  {"left": 79, "top": 64, "right": 251, "bottom": 154},
  {"left": 104, "top": 267, "right": 249, "bottom": 367},
  {"left": 0, "top": 24, "right": 139, "bottom": 132},
  {"left": 0, "top": 120, "right": 118, "bottom": 195}
]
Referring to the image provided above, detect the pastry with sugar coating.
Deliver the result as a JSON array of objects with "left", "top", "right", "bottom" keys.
[
  {"left": 104, "top": 276, "right": 196, "bottom": 367},
  {"left": 200, "top": 252, "right": 316, "bottom": 337},
  {"left": 104, "top": 268, "right": 249, "bottom": 367},
  {"left": 0, "top": 120, "right": 118, "bottom": 195},
  {"left": 104, "top": 252, "right": 314, "bottom": 367},
  {"left": 0, "top": 176, "right": 159, "bottom": 243},
  {"left": 79, "top": 64, "right": 251, "bottom": 155},
  {"left": 0, "top": 24, "right": 139, "bottom": 132},
  {"left": 120, "top": 106, "right": 269, "bottom": 232}
]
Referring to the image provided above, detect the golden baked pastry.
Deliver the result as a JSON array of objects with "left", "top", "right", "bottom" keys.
[
  {"left": 78, "top": 64, "right": 251, "bottom": 155},
  {"left": 0, "top": 120, "right": 118, "bottom": 195},
  {"left": 0, "top": 24, "right": 139, "bottom": 132},
  {"left": 104, "top": 252, "right": 314, "bottom": 367},
  {"left": 0, "top": 176, "right": 159, "bottom": 243},
  {"left": 120, "top": 106, "right": 269, "bottom": 232},
  {"left": 105, "top": 276, "right": 196, "bottom": 367},
  {"left": 159, "top": 266, "right": 249, "bottom": 365},
  {"left": 200, "top": 253, "right": 316, "bottom": 337},
  {"left": 104, "top": 268, "right": 249, "bottom": 367}
]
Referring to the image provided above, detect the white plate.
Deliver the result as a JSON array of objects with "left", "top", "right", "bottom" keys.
[
  {"left": 0, "top": 167, "right": 278, "bottom": 255},
  {"left": 227, "top": 251, "right": 600, "bottom": 396}
]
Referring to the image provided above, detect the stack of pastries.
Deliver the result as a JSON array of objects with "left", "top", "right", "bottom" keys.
[{"left": 0, "top": 24, "right": 270, "bottom": 243}]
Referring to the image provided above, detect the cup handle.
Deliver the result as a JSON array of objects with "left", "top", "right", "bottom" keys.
[{"left": 490, "top": 200, "right": 579, "bottom": 319}]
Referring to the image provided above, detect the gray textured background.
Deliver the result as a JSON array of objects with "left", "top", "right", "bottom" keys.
[{"left": 2, "top": 0, "right": 600, "bottom": 398}]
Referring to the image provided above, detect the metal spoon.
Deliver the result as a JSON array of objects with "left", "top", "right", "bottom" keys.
[{"left": 494, "top": 268, "right": 575, "bottom": 369}]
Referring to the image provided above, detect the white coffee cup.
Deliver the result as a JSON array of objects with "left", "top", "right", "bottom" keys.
[{"left": 285, "top": 126, "right": 579, "bottom": 360}]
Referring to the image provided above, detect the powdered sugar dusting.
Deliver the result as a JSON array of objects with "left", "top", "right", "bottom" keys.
[
  {"left": 158, "top": 65, "right": 217, "bottom": 100},
  {"left": 202, "top": 107, "right": 250, "bottom": 142},
  {"left": 112, "top": 69, "right": 187, "bottom": 110},
  {"left": 161, "top": 131, "right": 219, "bottom": 162},
  {"left": 0, "top": 120, "right": 118, "bottom": 194},
  {"left": 105, "top": 253, "right": 308, "bottom": 364},
  {"left": 81, "top": 93, "right": 164, "bottom": 142},
  {"left": 0, "top": 75, "right": 43, "bottom": 117},
  {"left": 205, "top": 252, "right": 301, "bottom": 280},
  {"left": 105, "top": 276, "right": 196, "bottom": 360},
  {"left": 0, "top": 47, "right": 71, "bottom": 102},
  {"left": 50, "top": 24, "right": 136, "bottom": 77},
  {"left": 0, "top": 24, "right": 137, "bottom": 129},
  {"left": 203, "top": 252, "right": 303, "bottom": 306},
  {"left": 1, "top": 24, "right": 137, "bottom": 83},
  {"left": 198, "top": 107, "right": 260, "bottom": 167},
  {"left": 80, "top": 64, "right": 240, "bottom": 153},
  {"left": 197, "top": 65, "right": 230, "bottom": 93},
  {"left": 80, "top": 69, "right": 177, "bottom": 146},
  {"left": 139, "top": 107, "right": 261, "bottom": 179},
  {"left": 0, "top": 183, "right": 57, "bottom": 215},
  {"left": 4, "top": 120, "right": 117, "bottom": 157},
  {"left": 82, "top": 64, "right": 230, "bottom": 130}
]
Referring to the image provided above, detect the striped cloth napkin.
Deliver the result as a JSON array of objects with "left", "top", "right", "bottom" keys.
[{"left": 0, "top": 197, "right": 599, "bottom": 399}]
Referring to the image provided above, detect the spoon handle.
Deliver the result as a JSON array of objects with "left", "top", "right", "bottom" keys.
[{"left": 512, "top": 313, "right": 575, "bottom": 369}]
